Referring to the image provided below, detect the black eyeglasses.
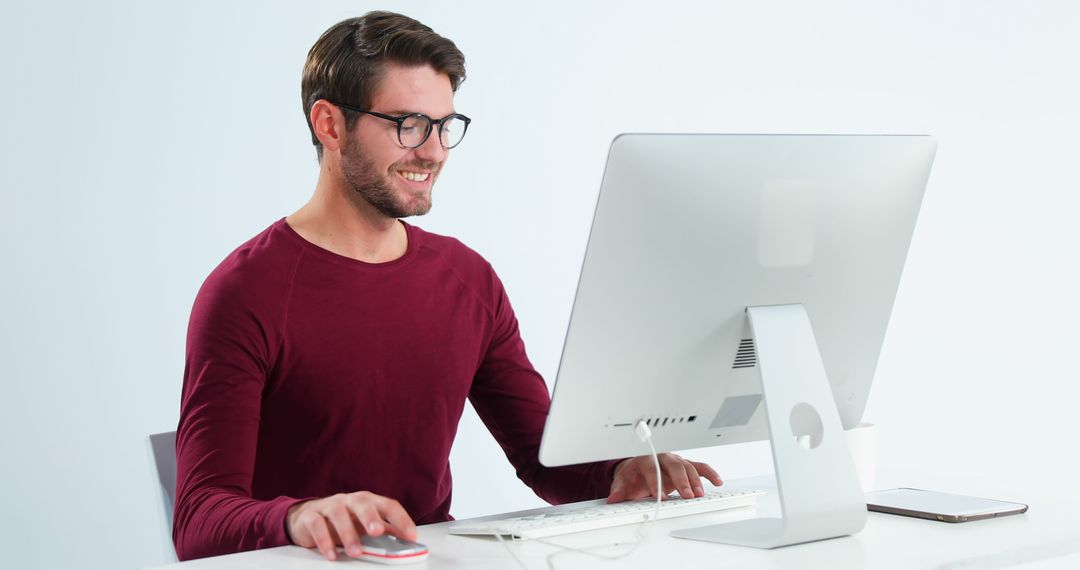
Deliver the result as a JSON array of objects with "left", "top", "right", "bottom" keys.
[{"left": 331, "top": 101, "right": 471, "bottom": 149}]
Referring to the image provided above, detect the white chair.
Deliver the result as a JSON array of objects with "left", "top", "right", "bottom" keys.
[{"left": 147, "top": 431, "right": 178, "bottom": 562}]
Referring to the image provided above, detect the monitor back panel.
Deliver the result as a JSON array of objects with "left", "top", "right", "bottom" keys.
[{"left": 540, "top": 134, "right": 936, "bottom": 466}]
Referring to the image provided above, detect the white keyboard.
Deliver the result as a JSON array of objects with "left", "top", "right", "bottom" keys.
[{"left": 447, "top": 489, "right": 764, "bottom": 539}]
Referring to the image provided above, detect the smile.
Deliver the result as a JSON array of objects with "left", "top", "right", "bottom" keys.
[{"left": 398, "top": 171, "right": 431, "bottom": 182}]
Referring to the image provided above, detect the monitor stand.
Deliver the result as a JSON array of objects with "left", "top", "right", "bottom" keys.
[{"left": 671, "top": 303, "right": 867, "bottom": 548}]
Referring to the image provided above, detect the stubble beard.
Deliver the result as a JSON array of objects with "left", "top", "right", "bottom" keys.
[{"left": 340, "top": 139, "right": 436, "bottom": 219}]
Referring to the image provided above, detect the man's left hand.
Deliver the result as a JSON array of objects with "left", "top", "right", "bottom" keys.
[{"left": 607, "top": 453, "right": 722, "bottom": 503}]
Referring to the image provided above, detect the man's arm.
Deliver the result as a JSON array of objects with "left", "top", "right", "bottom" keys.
[
  {"left": 469, "top": 270, "right": 722, "bottom": 504},
  {"left": 173, "top": 268, "right": 302, "bottom": 560}
]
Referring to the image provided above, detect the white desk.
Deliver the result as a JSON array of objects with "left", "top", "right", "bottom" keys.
[{"left": 146, "top": 472, "right": 1080, "bottom": 570}]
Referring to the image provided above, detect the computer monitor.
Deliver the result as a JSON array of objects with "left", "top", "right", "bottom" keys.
[{"left": 539, "top": 133, "right": 936, "bottom": 548}]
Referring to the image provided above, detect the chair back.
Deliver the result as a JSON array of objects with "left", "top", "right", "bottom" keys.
[{"left": 147, "top": 431, "right": 177, "bottom": 561}]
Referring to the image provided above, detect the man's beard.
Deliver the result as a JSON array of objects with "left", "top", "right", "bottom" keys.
[{"left": 340, "top": 140, "right": 436, "bottom": 219}]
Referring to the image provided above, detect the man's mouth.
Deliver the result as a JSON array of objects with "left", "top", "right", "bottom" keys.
[{"left": 398, "top": 170, "right": 431, "bottom": 182}]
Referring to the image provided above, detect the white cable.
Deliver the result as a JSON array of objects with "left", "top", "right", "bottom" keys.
[
  {"left": 493, "top": 419, "right": 664, "bottom": 570},
  {"left": 634, "top": 420, "right": 664, "bottom": 526}
]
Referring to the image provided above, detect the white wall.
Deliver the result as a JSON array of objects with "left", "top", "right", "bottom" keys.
[{"left": 1, "top": 1, "right": 1078, "bottom": 568}]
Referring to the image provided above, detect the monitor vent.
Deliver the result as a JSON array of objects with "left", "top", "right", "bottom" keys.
[
  {"left": 612, "top": 415, "right": 698, "bottom": 429},
  {"left": 732, "top": 338, "right": 757, "bottom": 369},
  {"left": 643, "top": 415, "right": 696, "bottom": 428}
]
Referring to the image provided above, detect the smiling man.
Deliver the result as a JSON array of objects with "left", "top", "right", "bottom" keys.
[{"left": 173, "top": 11, "right": 722, "bottom": 562}]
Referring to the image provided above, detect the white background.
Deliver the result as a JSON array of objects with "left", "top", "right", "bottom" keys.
[{"left": 1, "top": 1, "right": 1078, "bottom": 568}]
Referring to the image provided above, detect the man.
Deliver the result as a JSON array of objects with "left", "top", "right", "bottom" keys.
[{"left": 174, "top": 11, "right": 722, "bottom": 562}]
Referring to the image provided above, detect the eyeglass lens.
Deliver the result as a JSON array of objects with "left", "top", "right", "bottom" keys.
[{"left": 399, "top": 114, "right": 466, "bottom": 149}]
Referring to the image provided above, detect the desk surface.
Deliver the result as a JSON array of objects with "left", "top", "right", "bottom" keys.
[{"left": 147, "top": 472, "right": 1080, "bottom": 570}]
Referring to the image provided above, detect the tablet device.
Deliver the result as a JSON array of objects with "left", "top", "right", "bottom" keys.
[{"left": 866, "top": 488, "right": 1027, "bottom": 523}]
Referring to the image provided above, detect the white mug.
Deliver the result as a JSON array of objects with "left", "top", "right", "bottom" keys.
[{"left": 845, "top": 422, "right": 877, "bottom": 493}]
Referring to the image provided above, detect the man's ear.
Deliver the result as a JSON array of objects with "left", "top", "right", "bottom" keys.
[{"left": 310, "top": 100, "right": 347, "bottom": 154}]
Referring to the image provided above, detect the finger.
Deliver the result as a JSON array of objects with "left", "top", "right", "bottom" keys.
[
  {"left": 641, "top": 459, "right": 662, "bottom": 499},
  {"left": 621, "top": 479, "right": 653, "bottom": 502},
  {"left": 607, "top": 482, "right": 627, "bottom": 504},
  {"left": 659, "top": 454, "right": 695, "bottom": 499},
  {"left": 625, "top": 485, "right": 653, "bottom": 502},
  {"left": 691, "top": 461, "right": 724, "bottom": 487},
  {"left": 371, "top": 496, "right": 419, "bottom": 541},
  {"left": 325, "top": 504, "right": 363, "bottom": 558},
  {"left": 306, "top": 514, "right": 338, "bottom": 561},
  {"left": 681, "top": 459, "right": 705, "bottom": 497},
  {"left": 349, "top": 500, "right": 386, "bottom": 537}
]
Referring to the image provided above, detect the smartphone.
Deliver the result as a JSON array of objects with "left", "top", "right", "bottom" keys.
[
  {"left": 358, "top": 534, "right": 429, "bottom": 565},
  {"left": 866, "top": 488, "right": 1028, "bottom": 523}
]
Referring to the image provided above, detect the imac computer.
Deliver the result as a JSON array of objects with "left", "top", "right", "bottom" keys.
[{"left": 539, "top": 133, "right": 936, "bottom": 548}]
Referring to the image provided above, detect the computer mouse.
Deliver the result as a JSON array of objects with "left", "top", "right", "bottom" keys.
[{"left": 357, "top": 534, "right": 429, "bottom": 565}]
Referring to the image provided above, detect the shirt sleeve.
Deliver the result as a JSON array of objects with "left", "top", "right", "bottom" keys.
[
  {"left": 172, "top": 261, "right": 306, "bottom": 560},
  {"left": 468, "top": 270, "right": 622, "bottom": 504}
]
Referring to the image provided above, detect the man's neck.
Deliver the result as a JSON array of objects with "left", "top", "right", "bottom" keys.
[{"left": 286, "top": 168, "right": 408, "bottom": 264}]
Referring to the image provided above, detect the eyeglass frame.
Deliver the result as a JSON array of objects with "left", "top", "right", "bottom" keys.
[{"left": 329, "top": 101, "right": 472, "bottom": 149}]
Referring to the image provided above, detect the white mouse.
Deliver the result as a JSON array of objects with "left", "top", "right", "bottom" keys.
[{"left": 357, "top": 534, "right": 429, "bottom": 565}]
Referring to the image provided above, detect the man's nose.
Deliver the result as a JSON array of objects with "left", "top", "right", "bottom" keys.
[{"left": 413, "top": 129, "right": 447, "bottom": 163}]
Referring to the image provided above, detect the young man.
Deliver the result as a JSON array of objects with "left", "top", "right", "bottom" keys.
[{"left": 174, "top": 11, "right": 722, "bottom": 562}]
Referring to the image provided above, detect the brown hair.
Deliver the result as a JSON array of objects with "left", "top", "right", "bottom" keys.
[{"left": 301, "top": 11, "right": 466, "bottom": 161}]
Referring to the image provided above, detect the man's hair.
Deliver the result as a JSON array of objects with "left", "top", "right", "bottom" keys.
[{"left": 301, "top": 11, "right": 466, "bottom": 161}]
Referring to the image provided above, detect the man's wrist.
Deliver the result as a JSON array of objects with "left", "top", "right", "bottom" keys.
[{"left": 284, "top": 498, "right": 314, "bottom": 545}]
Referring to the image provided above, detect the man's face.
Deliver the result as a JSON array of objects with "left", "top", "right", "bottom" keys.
[{"left": 340, "top": 63, "right": 455, "bottom": 219}]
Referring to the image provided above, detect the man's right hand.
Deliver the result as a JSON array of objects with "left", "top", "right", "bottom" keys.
[{"left": 285, "top": 491, "right": 418, "bottom": 561}]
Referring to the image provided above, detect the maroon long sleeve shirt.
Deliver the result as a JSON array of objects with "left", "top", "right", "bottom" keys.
[{"left": 174, "top": 219, "right": 617, "bottom": 560}]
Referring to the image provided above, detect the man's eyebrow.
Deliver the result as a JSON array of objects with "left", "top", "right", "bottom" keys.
[{"left": 377, "top": 109, "right": 459, "bottom": 117}]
